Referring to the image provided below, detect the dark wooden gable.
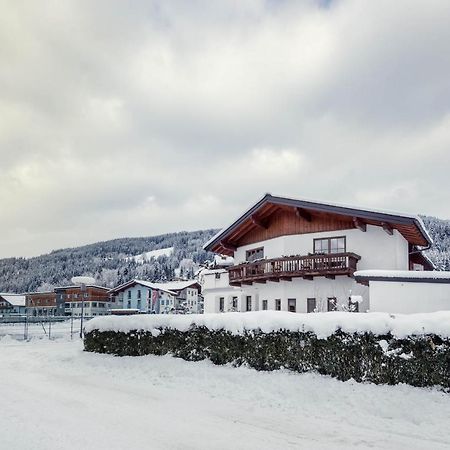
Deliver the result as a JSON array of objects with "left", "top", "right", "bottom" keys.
[
  {"left": 237, "top": 206, "right": 354, "bottom": 247},
  {"left": 207, "top": 195, "right": 431, "bottom": 255}
]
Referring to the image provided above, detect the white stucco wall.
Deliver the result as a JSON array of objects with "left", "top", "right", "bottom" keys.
[
  {"left": 368, "top": 280, "right": 450, "bottom": 313},
  {"left": 202, "top": 270, "right": 370, "bottom": 313},
  {"left": 234, "top": 225, "right": 409, "bottom": 271},
  {"left": 227, "top": 277, "right": 369, "bottom": 313},
  {"left": 202, "top": 270, "right": 245, "bottom": 313}
]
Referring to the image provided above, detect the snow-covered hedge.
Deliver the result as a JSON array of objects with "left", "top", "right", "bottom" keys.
[{"left": 84, "top": 312, "right": 450, "bottom": 388}]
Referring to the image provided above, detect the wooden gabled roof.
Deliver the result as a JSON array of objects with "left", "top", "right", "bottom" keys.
[{"left": 204, "top": 194, "right": 432, "bottom": 256}]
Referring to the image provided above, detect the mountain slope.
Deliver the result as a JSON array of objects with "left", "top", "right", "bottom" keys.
[
  {"left": 421, "top": 216, "right": 450, "bottom": 270},
  {"left": 0, "top": 229, "right": 218, "bottom": 293}
]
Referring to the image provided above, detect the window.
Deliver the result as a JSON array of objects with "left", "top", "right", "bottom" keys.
[
  {"left": 219, "top": 297, "right": 224, "bottom": 312},
  {"left": 288, "top": 298, "right": 296, "bottom": 313},
  {"left": 246, "top": 296, "right": 252, "bottom": 311},
  {"left": 262, "top": 300, "right": 268, "bottom": 310},
  {"left": 92, "top": 302, "right": 97, "bottom": 308},
  {"left": 215, "top": 272, "right": 221, "bottom": 279},
  {"left": 84, "top": 293, "right": 88, "bottom": 298},
  {"left": 232, "top": 297, "right": 238, "bottom": 309},
  {"left": 307, "top": 298, "right": 316, "bottom": 313},
  {"left": 313, "top": 237, "right": 346, "bottom": 254},
  {"left": 127, "top": 291, "right": 131, "bottom": 299},
  {"left": 327, "top": 297, "right": 337, "bottom": 312},
  {"left": 246, "top": 247, "right": 264, "bottom": 262},
  {"left": 275, "top": 299, "right": 281, "bottom": 311},
  {"left": 137, "top": 290, "right": 141, "bottom": 299}
]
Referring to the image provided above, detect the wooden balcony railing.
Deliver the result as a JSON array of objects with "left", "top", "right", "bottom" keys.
[{"left": 228, "top": 252, "right": 361, "bottom": 286}]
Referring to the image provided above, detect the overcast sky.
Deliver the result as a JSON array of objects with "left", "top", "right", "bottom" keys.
[{"left": 1, "top": 0, "right": 450, "bottom": 258}]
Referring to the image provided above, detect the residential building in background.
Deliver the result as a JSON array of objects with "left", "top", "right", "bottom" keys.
[
  {"left": 152, "top": 280, "right": 202, "bottom": 314},
  {"left": 109, "top": 279, "right": 202, "bottom": 314},
  {"left": 26, "top": 291, "right": 57, "bottom": 316},
  {"left": 0, "top": 293, "right": 26, "bottom": 315},
  {"left": 55, "top": 285, "right": 111, "bottom": 317}
]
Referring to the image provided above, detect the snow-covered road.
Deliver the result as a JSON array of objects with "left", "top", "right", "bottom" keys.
[{"left": 1, "top": 337, "right": 449, "bottom": 450}]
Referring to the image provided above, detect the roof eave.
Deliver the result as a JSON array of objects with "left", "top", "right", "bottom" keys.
[{"left": 204, "top": 193, "right": 432, "bottom": 252}]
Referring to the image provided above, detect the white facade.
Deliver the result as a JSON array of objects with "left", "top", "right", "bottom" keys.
[
  {"left": 66, "top": 300, "right": 111, "bottom": 317},
  {"left": 184, "top": 287, "right": 201, "bottom": 313},
  {"left": 201, "top": 269, "right": 243, "bottom": 314},
  {"left": 234, "top": 226, "right": 409, "bottom": 270},
  {"left": 368, "top": 280, "right": 450, "bottom": 313},
  {"left": 204, "top": 225, "right": 412, "bottom": 314}
]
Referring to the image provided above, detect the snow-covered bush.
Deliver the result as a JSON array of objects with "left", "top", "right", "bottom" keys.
[{"left": 84, "top": 312, "right": 450, "bottom": 388}]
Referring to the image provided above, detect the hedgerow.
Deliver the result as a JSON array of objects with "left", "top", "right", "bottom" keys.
[{"left": 84, "top": 326, "right": 450, "bottom": 388}]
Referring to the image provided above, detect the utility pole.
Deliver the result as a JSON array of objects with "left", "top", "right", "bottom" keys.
[
  {"left": 71, "top": 276, "right": 96, "bottom": 340},
  {"left": 48, "top": 312, "right": 52, "bottom": 340},
  {"left": 70, "top": 304, "right": 74, "bottom": 340},
  {"left": 80, "top": 283, "right": 85, "bottom": 339}
]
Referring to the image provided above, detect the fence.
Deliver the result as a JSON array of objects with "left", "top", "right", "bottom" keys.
[{"left": 0, "top": 316, "right": 94, "bottom": 341}]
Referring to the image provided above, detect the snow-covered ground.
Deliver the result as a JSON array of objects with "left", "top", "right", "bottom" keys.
[{"left": 1, "top": 337, "right": 450, "bottom": 450}]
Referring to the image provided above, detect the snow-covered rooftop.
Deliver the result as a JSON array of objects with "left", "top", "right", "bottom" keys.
[
  {"left": 355, "top": 270, "right": 450, "bottom": 282},
  {"left": 0, "top": 293, "right": 26, "bottom": 307},
  {"left": 151, "top": 280, "right": 199, "bottom": 292},
  {"left": 214, "top": 255, "right": 234, "bottom": 267},
  {"left": 110, "top": 279, "right": 198, "bottom": 296},
  {"left": 85, "top": 310, "right": 450, "bottom": 339}
]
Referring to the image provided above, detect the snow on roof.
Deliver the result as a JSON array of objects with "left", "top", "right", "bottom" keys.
[
  {"left": 0, "top": 293, "right": 26, "bottom": 307},
  {"left": 354, "top": 270, "right": 450, "bottom": 282},
  {"left": 85, "top": 310, "right": 450, "bottom": 339},
  {"left": 214, "top": 255, "right": 234, "bottom": 267},
  {"left": 109, "top": 279, "right": 197, "bottom": 296},
  {"left": 204, "top": 193, "right": 432, "bottom": 250},
  {"left": 151, "top": 280, "right": 199, "bottom": 292},
  {"left": 54, "top": 285, "right": 109, "bottom": 291}
]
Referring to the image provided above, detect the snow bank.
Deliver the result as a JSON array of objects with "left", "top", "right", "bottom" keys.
[{"left": 85, "top": 311, "right": 450, "bottom": 339}]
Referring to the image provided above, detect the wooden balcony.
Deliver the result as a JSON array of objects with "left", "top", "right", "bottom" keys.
[{"left": 228, "top": 252, "right": 361, "bottom": 286}]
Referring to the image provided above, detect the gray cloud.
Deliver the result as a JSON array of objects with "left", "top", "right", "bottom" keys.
[{"left": 0, "top": 0, "right": 449, "bottom": 257}]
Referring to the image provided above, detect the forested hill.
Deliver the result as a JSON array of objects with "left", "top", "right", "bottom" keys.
[
  {"left": 421, "top": 216, "right": 450, "bottom": 270},
  {"left": 0, "top": 215, "right": 449, "bottom": 293},
  {"left": 0, "top": 229, "right": 218, "bottom": 293}
]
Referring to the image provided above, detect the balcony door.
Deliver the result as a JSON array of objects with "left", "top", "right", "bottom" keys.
[{"left": 307, "top": 298, "right": 316, "bottom": 313}]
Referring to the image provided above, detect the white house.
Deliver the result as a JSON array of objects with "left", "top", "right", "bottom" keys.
[
  {"left": 0, "top": 293, "right": 27, "bottom": 316},
  {"left": 109, "top": 279, "right": 201, "bottom": 314},
  {"left": 202, "top": 193, "right": 443, "bottom": 314},
  {"left": 151, "top": 280, "right": 202, "bottom": 314}
]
